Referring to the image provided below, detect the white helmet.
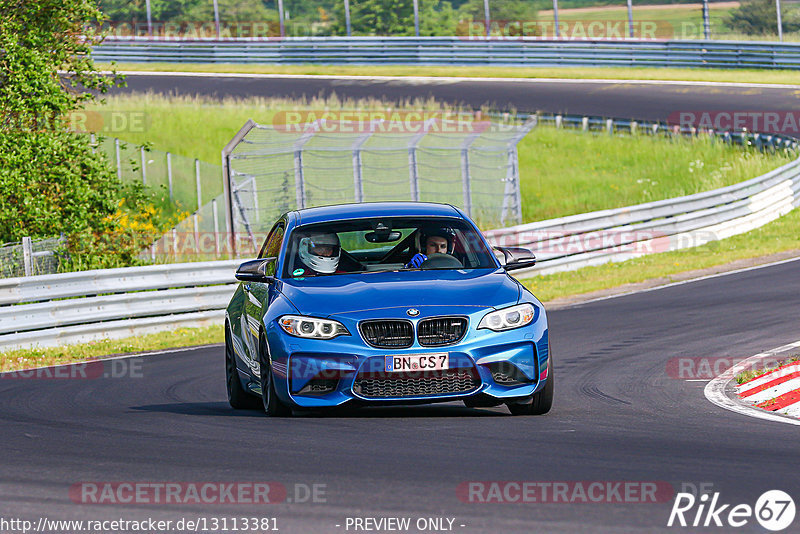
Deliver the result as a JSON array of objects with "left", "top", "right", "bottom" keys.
[{"left": 298, "top": 232, "right": 340, "bottom": 274}]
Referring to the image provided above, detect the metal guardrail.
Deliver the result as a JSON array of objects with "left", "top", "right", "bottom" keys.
[
  {"left": 2, "top": 114, "right": 798, "bottom": 351},
  {"left": 92, "top": 37, "right": 800, "bottom": 70},
  {"left": 0, "top": 261, "right": 239, "bottom": 350}
]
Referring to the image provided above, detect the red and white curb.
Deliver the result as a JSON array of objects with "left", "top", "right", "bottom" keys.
[
  {"left": 704, "top": 340, "right": 800, "bottom": 426},
  {"left": 736, "top": 360, "right": 800, "bottom": 417}
]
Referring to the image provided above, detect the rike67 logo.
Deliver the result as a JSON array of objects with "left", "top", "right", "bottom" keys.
[{"left": 668, "top": 490, "right": 795, "bottom": 531}]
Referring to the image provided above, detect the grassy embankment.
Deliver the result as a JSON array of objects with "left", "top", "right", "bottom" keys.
[{"left": 3, "top": 93, "right": 793, "bottom": 370}]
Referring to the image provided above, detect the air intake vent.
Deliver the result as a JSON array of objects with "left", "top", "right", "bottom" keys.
[
  {"left": 353, "top": 369, "right": 479, "bottom": 398},
  {"left": 359, "top": 320, "right": 414, "bottom": 348},
  {"left": 418, "top": 317, "right": 468, "bottom": 346}
]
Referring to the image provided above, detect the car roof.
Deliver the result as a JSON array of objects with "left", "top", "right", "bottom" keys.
[{"left": 293, "top": 202, "right": 462, "bottom": 226}]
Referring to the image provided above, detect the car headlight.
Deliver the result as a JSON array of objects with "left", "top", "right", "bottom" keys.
[
  {"left": 478, "top": 303, "right": 536, "bottom": 331},
  {"left": 278, "top": 315, "right": 350, "bottom": 339}
]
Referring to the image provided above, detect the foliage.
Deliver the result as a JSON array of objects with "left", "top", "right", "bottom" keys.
[
  {"left": 0, "top": 0, "right": 170, "bottom": 271},
  {"left": 458, "top": 0, "right": 538, "bottom": 22},
  {"left": 725, "top": 0, "right": 800, "bottom": 35},
  {"left": 331, "top": 0, "right": 457, "bottom": 36}
]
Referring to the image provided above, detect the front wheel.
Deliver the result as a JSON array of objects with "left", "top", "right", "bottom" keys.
[
  {"left": 226, "top": 325, "right": 259, "bottom": 410},
  {"left": 259, "top": 334, "right": 292, "bottom": 417},
  {"left": 507, "top": 355, "right": 554, "bottom": 416}
]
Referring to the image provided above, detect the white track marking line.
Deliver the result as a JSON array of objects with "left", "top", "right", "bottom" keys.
[
  {"left": 737, "top": 361, "right": 800, "bottom": 394},
  {"left": 112, "top": 71, "right": 800, "bottom": 89},
  {"left": 704, "top": 340, "right": 800, "bottom": 426},
  {"left": 569, "top": 255, "right": 800, "bottom": 308},
  {"left": 741, "top": 376, "right": 800, "bottom": 404},
  {"left": 0, "top": 343, "right": 223, "bottom": 377}
]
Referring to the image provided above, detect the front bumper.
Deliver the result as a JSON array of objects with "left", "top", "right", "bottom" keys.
[{"left": 265, "top": 306, "right": 550, "bottom": 408}]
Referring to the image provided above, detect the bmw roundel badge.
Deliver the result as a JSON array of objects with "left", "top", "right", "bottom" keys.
[{"left": 407, "top": 308, "right": 420, "bottom": 317}]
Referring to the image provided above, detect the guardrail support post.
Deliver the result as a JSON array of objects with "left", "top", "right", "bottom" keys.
[
  {"left": 606, "top": 119, "right": 613, "bottom": 135},
  {"left": 582, "top": 117, "right": 588, "bottom": 131},
  {"left": 555, "top": 115, "right": 563, "bottom": 128},
  {"left": 22, "top": 237, "right": 33, "bottom": 277}
]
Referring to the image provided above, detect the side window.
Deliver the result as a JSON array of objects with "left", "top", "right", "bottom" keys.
[{"left": 258, "top": 222, "right": 285, "bottom": 276}]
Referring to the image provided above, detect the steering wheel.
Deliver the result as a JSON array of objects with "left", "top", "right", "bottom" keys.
[{"left": 419, "top": 253, "right": 463, "bottom": 269}]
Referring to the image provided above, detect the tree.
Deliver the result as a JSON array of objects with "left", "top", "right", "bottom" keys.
[
  {"left": 0, "top": 0, "right": 159, "bottom": 270},
  {"left": 458, "top": 0, "right": 538, "bottom": 22},
  {"left": 331, "top": 0, "right": 457, "bottom": 36},
  {"left": 725, "top": 0, "right": 800, "bottom": 35}
]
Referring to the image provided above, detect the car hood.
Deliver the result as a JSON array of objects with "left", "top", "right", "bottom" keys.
[{"left": 279, "top": 268, "right": 520, "bottom": 317}]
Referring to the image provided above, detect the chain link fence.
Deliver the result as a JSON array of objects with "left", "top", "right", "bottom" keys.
[
  {"left": 94, "top": 135, "right": 223, "bottom": 213},
  {"left": 0, "top": 237, "right": 66, "bottom": 279},
  {"left": 220, "top": 116, "right": 535, "bottom": 256}
]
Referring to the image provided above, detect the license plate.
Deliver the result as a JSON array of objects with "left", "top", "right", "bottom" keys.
[{"left": 385, "top": 353, "right": 449, "bottom": 372}]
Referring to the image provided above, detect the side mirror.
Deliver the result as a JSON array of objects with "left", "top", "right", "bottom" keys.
[
  {"left": 494, "top": 247, "right": 536, "bottom": 271},
  {"left": 235, "top": 257, "right": 276, "bottom": 283}
]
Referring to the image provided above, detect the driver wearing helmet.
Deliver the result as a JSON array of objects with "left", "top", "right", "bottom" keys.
[
  {"left": 297, "top": 232, "right": 341, "bottom": 275},
  {"left": 405, "top": 228, "right": 455, "bottom": 268}
]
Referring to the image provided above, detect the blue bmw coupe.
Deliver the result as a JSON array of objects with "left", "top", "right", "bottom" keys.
[{"left": 225, "top": 202, "right": 552, "bottom": 416}]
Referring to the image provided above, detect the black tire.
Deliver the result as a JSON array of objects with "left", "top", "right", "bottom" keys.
[
  {"left": 507, "top": 355, "right": 554, "bottom": 416},
  {"left": 259, "top": 333, "right": 292, "bottom": 417},
  {"left": 225, "top": 325, "right": 260, "bottom": 410}
]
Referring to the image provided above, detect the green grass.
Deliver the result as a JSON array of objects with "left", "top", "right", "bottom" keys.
[
  {"left": 736, "top": 355, "right": 800, "bottom": 385},
  {"left": 538, "top": 3, "right": 736, "bottom": 40},
  {"left": 101, "top": 62, "right": 800, "bottom": 85},
  {"left": 517, "top": 127, "right": 792, "bottom": 221},
  {"left": 520, "top": 207, "right": 800, "bottom": 302},
  {"left": 0, "top": 326, "right": 222, "bottom": 372},
  {"left": 87, "top": 93, "right": 793, "bottom": 223}
]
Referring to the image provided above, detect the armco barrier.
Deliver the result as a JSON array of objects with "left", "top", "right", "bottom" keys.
[
  {"left": 2, "top": 117, "right": 798, "bottom": 350},
  {"left": 0, "top": 261, "right": 239, "bottom": 350},
  {"left": 92, "top": 37, "right": 800, "bottom": 70}
]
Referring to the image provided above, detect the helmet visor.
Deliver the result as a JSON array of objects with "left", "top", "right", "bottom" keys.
[{"left": 308, "top": 241, "right": 340, "bottom": 258}]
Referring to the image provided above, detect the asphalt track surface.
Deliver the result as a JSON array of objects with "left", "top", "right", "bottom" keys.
[
  {"left": 116, "top": 73, "right": 800, "bottom": 121},
  {"left": 2, "top": 259, "right": 799, "bottom": 532}
]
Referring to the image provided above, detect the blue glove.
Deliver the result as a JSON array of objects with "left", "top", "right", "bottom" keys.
[{"left": 405, "top": 253, "right": 427, "bottom": 268}]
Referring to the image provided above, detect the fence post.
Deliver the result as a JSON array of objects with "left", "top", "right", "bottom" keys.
[
  {"left": 90, "top": 133, "right": 96, "bottom": 153},
  {"left": 460, "top": 131, "right": 481, "bottom": 218},
  {"left": 555, "top": 115, "right": 563, "bottom": 128},
  {"left": 250, "top": 176, "right": 260, "bottom": 223},
  {"left": 212, "top": 198, "right": 221, "bottom": 258},
  {"left": 22, "top": 237, "right": 33, "bottom": 277},
  {"left": 582, "top": 117, "right": 589, "bottom": 131},
  {"left": 115, "top": 138, "right": 121, "bottom": 179},
  {"left": 344, "top": 0, "right": 352, "bottom": 36},
  {"left": 294, "top": 150, "right": 306, "bottom": 209},
  {"left": 408, "top": 146, "right": 420, "bottom": 202},
  {"left": 167, "top": 152, "right": 173, "bottom": 201},
  {"left": 140, "top": 146, "right": 147, "bottom": 185},
  {"left": 606, "top": 119, "right": 613, "bottom": 135},
  {"left": 192, "top": 212, "right": 200, "bottom": 257},
  {"left": 278, "top": 0, "right": 285, "bottom": 37},
  {"left": 195, "top": 159, "right": 202, "bottom": 210}
]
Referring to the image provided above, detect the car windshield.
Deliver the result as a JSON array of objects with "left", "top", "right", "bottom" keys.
[{"left": 283, "top": 217, "right": 497, "bottom": 278}]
